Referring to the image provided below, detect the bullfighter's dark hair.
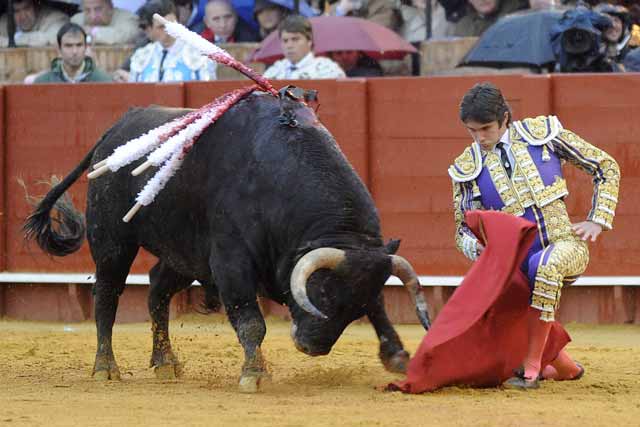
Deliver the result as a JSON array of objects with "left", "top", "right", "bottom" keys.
[
  {"left": 56, "top": 22, "right": 87, "bottom": 47},
  {"left": 137, "top": 0, "right": 177, "bottom": 28},
  {"left": 459, "top": 82, "right": 512, "bottom": 126},
  {"left": 278, "top": 15, "right": 313, "bottom": 41}
]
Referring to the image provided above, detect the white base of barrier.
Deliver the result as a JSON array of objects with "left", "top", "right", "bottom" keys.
[{"left": 0, "top": 272, "right": 638, "bottom": 287}]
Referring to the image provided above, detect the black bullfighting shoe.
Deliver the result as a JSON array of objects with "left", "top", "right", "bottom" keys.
[
  {"left": 503, "top": 370, "right": 540, "bottom": 390},
  {"left": 569, "top": 363, "right": 585, "bottom": 381},
  {"left": 512, "top": 365, "right": 544, "bottom": 381}
]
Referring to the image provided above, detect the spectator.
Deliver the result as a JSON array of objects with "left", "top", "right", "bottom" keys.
[
  {"left": 112, "top": 2, "right": 156, "bottom": 82},
  {"left": 327, "top": 0, "right": 402, "bottom": 33},
  {"left": 112, "top": 0, "right": 146, "bottom": 13},
  {"left": 129, "top": 0, "right": 217, "bottom": 82},
  {"left": 446, "top": 0, "right": 529, "bottom": 37},
  {"left": 0, "top": 0, "right": 69, "bottom": 47},
  {"left": 71, "top": 0, "right": 139, "bottom": 45},
  {"left": 263, "top": 15, "right": 345, "bottom": 79},
  {"left": 34, "top": 22, "right": 112, "bottom": 83},
  {"left": 201, "top": 0, "right": 259, "bottom": 43},
  {"left": 596, "top": 3, "right": 639, "bottom": 63},
  {"left": 174, "top": 0, "right": 207, "bottom": 33},
  {"left": 254, "top": 0, "right": 289, "bottom": 40},
  {"left": 401, "top": 0, "right": 450, "bottom": 41},
  {"left": 329, "top": 50, "right": 383, "bottom": 76},
  {"left": 623, "top": 42, "right": 640, "bottom": 71}
]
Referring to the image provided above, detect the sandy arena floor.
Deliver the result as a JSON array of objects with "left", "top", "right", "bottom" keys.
[{"left": 1, "top": 315, "right": 639, "bottom": 427}]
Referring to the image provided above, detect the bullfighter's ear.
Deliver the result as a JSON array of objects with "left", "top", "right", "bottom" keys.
[{"left": 384, "top": 239, "right": 401, "bottom": 254}]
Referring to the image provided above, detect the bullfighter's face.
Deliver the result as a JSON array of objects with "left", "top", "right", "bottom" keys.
[{"left": 463, "top": 112, "right": 509, "bottom": 151}]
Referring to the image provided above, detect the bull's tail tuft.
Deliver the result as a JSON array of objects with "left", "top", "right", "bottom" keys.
[{"left": 23, "top": 176, "right": 86, "bottom": 257}]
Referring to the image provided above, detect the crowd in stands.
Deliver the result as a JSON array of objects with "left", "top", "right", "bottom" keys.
[{"left": 1, "top": 0, "right": 640, "bottom": 84}]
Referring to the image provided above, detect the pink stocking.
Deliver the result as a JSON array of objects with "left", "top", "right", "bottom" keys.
[
  {"left": 543, "top": 349, "right": 582, "bottom": 380},
  {"left": 523, "top": 307, "right": 552, "bottom": 380}
]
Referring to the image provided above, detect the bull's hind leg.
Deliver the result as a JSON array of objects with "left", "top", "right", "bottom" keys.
[
  {"left": 92, "top": 245, "right": 139, "bottom": 380},
  {"left": 148, "top": 261, "right": 192, "bottom": 379},
  {"left": 211, "top": 248, "right": 268, "bottom": 393},
  {"left": 367, "top": 294, "right": 409, "bottom": 374}
]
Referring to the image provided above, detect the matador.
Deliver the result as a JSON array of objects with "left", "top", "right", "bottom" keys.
[{"left": 449, "top": 83, "right": 621, "bottom": 390}]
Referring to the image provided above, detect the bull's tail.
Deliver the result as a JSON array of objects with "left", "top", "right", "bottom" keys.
[{"left": 23, "top": 133, "right": 107, "bottom": 257}]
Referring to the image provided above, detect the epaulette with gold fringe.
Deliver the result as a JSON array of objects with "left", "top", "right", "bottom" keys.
[
  {"left": 511, "top": 115, "right": 563, "bottom": 146},
  {"left": 448, "top": 143, "right": 482, "bottom": 182}
]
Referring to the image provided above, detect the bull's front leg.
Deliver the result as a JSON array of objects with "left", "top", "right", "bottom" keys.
[
  {"left": 225, "top": 301, "right": 268, "bottom": 393},
  {"left": 367, "top": 294, "right": 409, "bottom": 374},
  {"left": 212, "top": 244, "right": 269, "bottom": 393}
]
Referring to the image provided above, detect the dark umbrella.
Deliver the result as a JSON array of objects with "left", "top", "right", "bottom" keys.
[
  {"left": 460, "top": 9, "right": 563, "bottom": 69},
  {"left": 251, "top": 16, "right": 417, "bottom": 62}
]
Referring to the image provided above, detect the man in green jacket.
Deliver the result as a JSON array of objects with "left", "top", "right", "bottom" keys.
[{"left": 35, "top": 22, "right": 112, "bottom": 83}]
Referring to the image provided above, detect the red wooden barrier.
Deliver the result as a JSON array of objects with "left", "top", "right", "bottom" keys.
[
  {"left": 0, "top": 86, "right": 5, "bottom": 273},
  {"left": 185, "top": 79, "right": 370, "bottom": 184},
  {"left": 4, "top": 83, "right": 185, "bottom": 273},
  {"left": 0, "top": 86, "right": 5, "bottom": 316},
  {"left": 367, "top": 75, "right": 553, "bottom": 275},
  {"left": 552, "top": 74, "right": 639, "bottom": 276},
  {"left": 1, "top": 76, "right": 638, "bottom": 324}
]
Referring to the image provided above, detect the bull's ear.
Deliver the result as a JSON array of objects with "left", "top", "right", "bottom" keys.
[{"left": 384, "top": 239, "right": 401, "bottom": 254}]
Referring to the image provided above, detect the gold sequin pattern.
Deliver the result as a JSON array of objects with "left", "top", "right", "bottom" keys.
[
  {"left": 449, "top": 145, "right": 481, "bottom": 182},
  {"left": 485, "top": 152, "right": 525, "bottom": 216},
  {"left": 452, "top": 181, "right": 481, "bottom": 260},
  {"left": 511, "top": 142, "right": 568, "bottom": 207},
  {"left": 540, "top": 199, "right": 575, "bottom": 242},
  {"left": 554, "top": 130, "right": 620, "bottom": 230},
  {"left": 531, "top": 239, "right": 589, "bottom": 322}
]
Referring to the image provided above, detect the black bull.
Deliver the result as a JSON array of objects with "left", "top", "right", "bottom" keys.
[{"left": 24, "top": 93, "right": 429, "bottom": 392}]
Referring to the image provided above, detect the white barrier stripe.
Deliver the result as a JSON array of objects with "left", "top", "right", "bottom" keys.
[{"left": 1, "top": 273, "right": 639, "bottom": 287}]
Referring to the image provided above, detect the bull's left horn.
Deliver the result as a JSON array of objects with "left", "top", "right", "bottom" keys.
[
  {"left": 290, "top": 248, "right": 346, "bottom": 319},
  {"left": 390, "top": 255, "right": 431, "bottom": 330}
]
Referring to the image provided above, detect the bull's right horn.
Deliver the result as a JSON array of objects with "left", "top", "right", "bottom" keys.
[
  {"left": 390, "top": 255, "right": 431, "bottom": 330},
  {"left": 290, "top": 248, "right": 346, "bottom": 319}
]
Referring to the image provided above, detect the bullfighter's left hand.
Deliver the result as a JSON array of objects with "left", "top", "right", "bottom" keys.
[{"left": 571, "top": 221, "right": 603, "bottom": 242}]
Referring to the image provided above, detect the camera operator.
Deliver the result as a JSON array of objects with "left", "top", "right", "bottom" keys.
[
  {"left": 595, "top": 3, "right": 639, "bottom": 64},
  {"left": 551, "top": 3, "right": 622, "bottom": 72}
]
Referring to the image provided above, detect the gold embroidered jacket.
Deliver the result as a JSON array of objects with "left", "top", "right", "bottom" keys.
[{"left": 449, "top": 115, "right": 621, "bottom": 260}]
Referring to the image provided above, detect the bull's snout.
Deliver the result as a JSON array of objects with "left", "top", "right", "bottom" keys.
[{"left": 290, "top": 322, "right": 331, "bottom": 356}]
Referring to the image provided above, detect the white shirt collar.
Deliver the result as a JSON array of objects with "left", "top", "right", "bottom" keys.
[
  {"left": 287, "top": 52, "right": 315, "bottom": 70},
  {"left": 499, "top": 129, "right": 510, "bottom": 146}
]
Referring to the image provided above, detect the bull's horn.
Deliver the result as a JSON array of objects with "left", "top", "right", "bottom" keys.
[
  {"left": 390, "top": 255, "right": 431, "bottom": 330},
  {"left": 290, "top": 248, "right": 346, "bottom": 319}
]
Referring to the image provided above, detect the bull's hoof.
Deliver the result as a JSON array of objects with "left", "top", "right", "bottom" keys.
[
  {"left": 382, "top": 350, "right": 410, "bottom": 374},
  {"left": 238, "top": 374, "right": 261, "bottom": 393},
  {"left": 153, "top": 362, "right": 183, "bottom": 380},
  {"left": 238, "top": 371, "right": 271, "bottom": 394},
  {"left": 92, "top": 367, "right": 121, "bottom": 381},
  {"left": 93, "top": 355, "right": 121, "bottom": 381}
]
